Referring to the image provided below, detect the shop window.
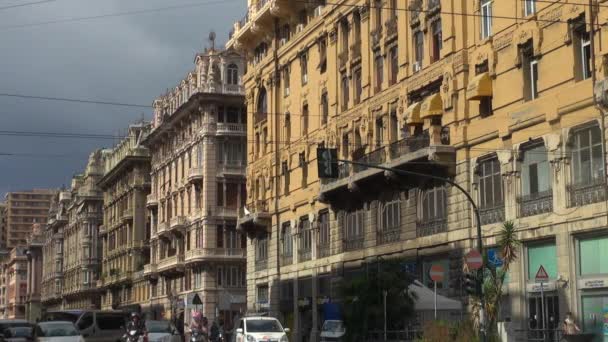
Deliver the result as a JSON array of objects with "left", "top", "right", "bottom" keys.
[
  {"left": 578, "top": 235, "right": 608, "bottom": 275},
  {"left": 526, "top": 241, "right": 557, "bottom": 280}
]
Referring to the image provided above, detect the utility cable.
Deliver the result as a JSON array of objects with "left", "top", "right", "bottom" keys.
[
  {"left": 0, "top": 0, "right": 54, "bottom": 11},
  {"left": 0, "top": 93, "right": 151, "bottom": 108}
]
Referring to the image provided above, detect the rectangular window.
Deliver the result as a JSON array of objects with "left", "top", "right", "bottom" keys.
[
  {"left": 481, "top": 0, "right": 492, "bottom": 39},
  {"left": 216, "top": 183, "right": 224, "bottom": 207},
  {"left": 301, "top": 103, "right": 309, "bottom": 137},
  {"left": 524, "top": 0, "right": 536, "bottom": 16},
  {"left": 414, "top": 31, "right": 424, "bottom": 72},
  {"left": 299, "top": 152, "right": 307, "bottom": 188},
  {"left": 389, "top": 46, "right": 398, "bottom": 86},
  {"left": 318, "top": 211, "right": 330, "bottom": 247},
  {"left": 431, "top": 20, "right": 442, "bottom": 62},
  {"left": 530, "top": 59, "right": 539, "bottom": 100},
  {"left": 527, "top": 241, "right": 557, "bottom": 280},
  {"left": 216, "top": 226, "right": 224, "bottom": 248},
  {"left": 375, "top": 117, "right": 384, "bottom": 148},
  {"left": 379, "top": 197, "right": 400, "bottom": 231},
  {"left": 321, "top": 91, "right": 329, "bottom": 125},
  {"left": 281, "top": 223, "right": 293, "bottom": 257},
  {"left": 579, "top": 236, "right": 608, "bottom": 275},
  {"left": 354, "top": 68, "right": 362, "bottom": 104},
  {"left": 375, "top": 52, "right": 384, "bottom": 92},
  {"left": 300, "top": 53, "right": 308, "bottom": 85},
  {"left": 522, "top": 44, "right": 539, "bottom": 101},
  {"left": 257, "top": 285, "right": 269, "bottom": 304},
  {"left": 341, "top": 72, "right": 349, "bottom": 111},
  {"left": 282, "top": 161, "right": 290, "bottom": 196},
  {"left": 522, "top": 144, "right": 550, "bottom": 195},
  {"left": 574, "top": 21, "right": 592, "bottom": 81},
  {"left": 319, "top": 38, "right": 327, "bottom": 74},
  {"left": 479, "top": 157, "right": 503, "bottom": 209},
  {"left": 572, "top": 125, "right": 604, "bottom": 186},
  {"left": 217, "top": 267, "right": 224, "bottom": 287},
  {"left": 299, "top": 217, "right": 312, "bottom": 253},
  {"left": 345, "top": 210, "right": 365, "bottom": 240},
  {"left": 255, "top": 235, "right": 268, "bottom": 261},
  {"left": 479, "top": 97, "right": 493, "bottom": 117},
  {"left": 283, "top": 67, "right": 290, "bottom": 96}
]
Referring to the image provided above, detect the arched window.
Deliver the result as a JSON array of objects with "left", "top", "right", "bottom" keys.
[
  {"left": 227, "top": 64, "right": 238, "bottom": 85},
  {"left": 255, "top": 87, "right": 267, "bottom": 124},
  {"left": 417, "top": 186, "right": 447, "bottom": 236}
]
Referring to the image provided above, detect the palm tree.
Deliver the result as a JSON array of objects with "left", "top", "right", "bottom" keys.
[{"left": 471, "top": 221, "right": 520, "bottom": 338}]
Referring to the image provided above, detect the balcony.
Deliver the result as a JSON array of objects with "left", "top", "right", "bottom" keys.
[
  {"left": 255, "top": 259, "right": 268, "bottom": 272},
  {"left": 156, "top": 221, "right": 169, "bottom": 237},
  {"left": 218, "top": 161, "right": 246, "bottom": 177},
  {"left": 217, "top": 123, "right": 246, "bottom": 136},
  {"left": 320, "top": 134, "right": 453, "bottom": 203},
  {"left": 479, "top": 204, "right": 505, "bottom": 225},
  {"left": 298, "top": 249, "right": 312, "bottom": 262},
  {"left": 121, "top": 209, "right": 133, "bottom": 222},
  {"left": 518, "top": 190, "right": 553, "bottom": 217},
  {"left": 343, "top": 237, "right": 364, "bottom": 252},
  {"left": 377, "top": 229, "right": 400, "bottom": 244},
  {"left": 237, "top": 199, "right": 271, "bottom": 234},
  {"left": 188, "top": 167, "right": 204, "bottom": 184},
  {"left": 385, "top": 17, "right": 398, "bottom": 40},
  {"left": 146, "top": 193, "right": 158, "bottom": 208},
  {"left": 143, "top": 264, "right": 158, "bottom": 278},
  {"left": 280, "top": 254, "right": 293, "bottom": 266},
  {"left": 157, "top": 255, "right": 185, "bottom": 274},
  {"left": 185, "top": 248, "right": 246, "bottom": 264},
  {"left": 567, "top": 180, "right": 607, "bottom": 207},
  {"left": 169, "top": 216, "right": 188, "bottom": 232},
  {"left": 211, "top": 207, "right": 238, "bottom": 219},
  {"left": 317, "top": 244, "right": 331, "bottom": 258},
  {"left": 59, "top": 191, "right": 71, "bottom": 203},
  {"left": 416, "top": 218, "right": 447, "bottom": 237}
]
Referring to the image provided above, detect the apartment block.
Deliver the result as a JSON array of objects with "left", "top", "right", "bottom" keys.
[
  {"left": 60, "top": 151, "right": 105, "bottom": 309},
  {"left": 142, "top": 45, "right": 247, "bottom": 324},
  {"left": 228, "top": 0, "right": 608, "bottom": 340},
  {"left": 4, "top": 189, "right": 55, "bottom": 248},
  {"left": 98, "top": 123, "right": 152, "bottom": 312},
  {"left": 41, "top": 191, "right": 71, "bottom": 311},
  {"left": 2, "top": 247, "right": 28, "bottom": 319}
]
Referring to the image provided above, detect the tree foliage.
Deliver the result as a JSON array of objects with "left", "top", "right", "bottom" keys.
[{"left": 339, "top": 259, "right": 417, "bottom": 341}]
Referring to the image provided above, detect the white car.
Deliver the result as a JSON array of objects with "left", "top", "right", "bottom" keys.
[
  {"left": 33, "top": 321, "right": 84, "bottom": 342},
  {"left": 235, "top": 317, "right": 289, "bottom": 342},
  {"left": 144, "top": 320, "right": 182, "bottom": 342}
]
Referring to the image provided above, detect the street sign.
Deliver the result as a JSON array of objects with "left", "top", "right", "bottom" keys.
[
  {"left": 535, "top": 265, "right": 550, "bottom": 282},
  {"left": 465, "top": 249, "right": 483, "bottom": 270},
  {"left": 317, "top": 148, "right": 339, "bottom": 178},
  {"left": 487, "top": 248, "right": 503, "bottom": 268},
  {"left": 192, "top": 293, "right": 202, "bottom": 305},
  {"left": 429, "top": 264, "right": 445, "bottom": 282}
]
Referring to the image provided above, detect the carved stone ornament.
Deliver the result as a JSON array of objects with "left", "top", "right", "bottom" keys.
[{"left": 513, "top": 22, "right": 543, "bottom": 65}]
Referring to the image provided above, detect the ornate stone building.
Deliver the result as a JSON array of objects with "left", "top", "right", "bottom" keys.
[
  {"left": 142, "top": 45, "right": 247, "bottom": 324},
  {"left": 25, "top": 223, "right": 44, "bottom": 322},
  {"left": 41, "top": 190, "right": 70, "bottom": 311},
  {"left": 60, "top": 151, "right": 105, "bottom": 309},
  {"left": 98, "top": 123, "right": 152, "bottom": 312},
  {"left": 228, "top": 0, "right": 608, "bottom": 339}
]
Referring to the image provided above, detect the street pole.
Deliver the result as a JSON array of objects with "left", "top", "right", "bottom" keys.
[
  {"left": 383, "top": 290, "right": 387, "bottom": 342},
  {"left": 337, "top": 160, "right": 487, "bottom": 342},
  {"left": 434, "top": 281, "right": 437, "bottom": 320}
]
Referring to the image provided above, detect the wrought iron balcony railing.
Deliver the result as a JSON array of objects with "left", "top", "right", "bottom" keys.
[
  {"left": 416, "top": 218, "right": 447, "bottom": 237},
  {"left": 377, "top": 229, "right": 400, "bottom": 244},
  {"left": 567, "top": 180, "right": 607, "bottom": 207},
  {"left": 479, "top": 204, "right": 505, "bottom": 225},
  {"left": 518, "top": 190, "right": 553, "bottom": 217},
  {"left": 343, "top": 237, "right": 364, "bottom": 251}
]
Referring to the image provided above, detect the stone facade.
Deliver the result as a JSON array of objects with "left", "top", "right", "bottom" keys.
[
  {"left": 228, "top": 0, "right": 608, "bottom": 339},
  {"left": 2, "top": 247, "right": 27, "bottom": 319},
  {"left": 25, "top": 223, "right": 44, "bottom": 322},
  {"left": 142, "top": 46, "right": 247, "bottom": 326},
  {"left": 98, "top": 123, "right": 152, "bottom": 312}
]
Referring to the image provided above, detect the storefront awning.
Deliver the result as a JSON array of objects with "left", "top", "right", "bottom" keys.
[
  {"left": 404, "top": 102, "right": 422, "bottom": 125},
  {"left": 466, "top": 72, "right": 493, "bottom": 100},
  {"left": 420, "top": 93, "right": 443, "bottom": 119}
]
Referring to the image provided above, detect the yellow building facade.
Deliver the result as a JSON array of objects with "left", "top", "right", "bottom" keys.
[
  {"left": 98, "top": 123, "right": 152, "bottom": 312},
  {"left": 229, "top": 0, "right": 608, "bottom": 339}
]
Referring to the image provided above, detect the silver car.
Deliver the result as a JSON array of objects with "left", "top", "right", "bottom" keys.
[
  {"left": 33, "top": 321, "right": 84, "bottom": 342},
  {"left": 144, "top": 321, "right": 181, "bottom": 342}
]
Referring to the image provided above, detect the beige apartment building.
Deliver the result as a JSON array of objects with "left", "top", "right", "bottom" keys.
[
  {"left": 60, "top": 151, "right": 105, "bottom": 309},
  {"left": 228, "top": 0, "right": 608, "bottom": 339},
  {"left": 98, "top": 123, "right": 152, "bottom": 312},
  {"left": 4, "top": 189, "right": 55, "bottom": 248},
  {"left": 25, "top": 223, "right": 44, "bottom": 322},
  {"left": 142, "top": 45, "right": 247, "bottom": 324},
  {"left": 2, "top": 247, "right": 28, "bottom": 319},
  {"left": 41, "top": 190, "right": 71, "bottom": 311},
  {"left": 0, "top": 203, "right": 6, "bottom": 250}
]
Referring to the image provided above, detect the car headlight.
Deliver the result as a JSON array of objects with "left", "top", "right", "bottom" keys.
[
  {"left": 129, "top": 330, "right": 137, "bottom": 336},
  {"left": 280, "top": 334, "right": 289, "bottom": 342},
  {"left": 246, "top": 334, "right": 256, "bottom": 342}
]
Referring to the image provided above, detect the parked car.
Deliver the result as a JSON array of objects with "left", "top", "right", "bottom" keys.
[
  {"left": 44, "top": 310, "right": 128, "bottom": 342},
  {"left": 33, "top": 321, "right": 84, "bottom": 342},
  {"left": 1, "top": 325, "right": 34, "bottom": 342},
  {"left": 144, "top": 320, "right": 181, "bottom": 342},
  {"left": 320, "top": 320, "right": 345, "bottom": 342},
  {"left": 0, "top": 321, "right": 32, "bottom": 342},
  {"left": 234, "top": 317, "right": 289, "bottom": 342}
]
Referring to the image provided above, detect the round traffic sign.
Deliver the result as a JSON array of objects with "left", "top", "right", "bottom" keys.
[
  {"left": 429, "top": 264, "right": 445, "bottom": 282},
  {"left": 465, "top": 249, "right": 483, "bottom": 270}
]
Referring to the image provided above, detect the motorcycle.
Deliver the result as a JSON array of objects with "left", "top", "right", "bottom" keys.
[
  {"left": 190, "top": 329, "right": 208, "bottom": 342},
  {"left": 123, "top": 328, "right": 145, "bottom": 342}
]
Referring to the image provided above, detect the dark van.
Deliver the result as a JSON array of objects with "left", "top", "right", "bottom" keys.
[{"left": 43, "top": 310, "right": 128, "bottom": 342}]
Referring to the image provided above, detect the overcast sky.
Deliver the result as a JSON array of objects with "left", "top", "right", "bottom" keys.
[{"left": 0, "top": 0, "right": 245, "bottom": 197}]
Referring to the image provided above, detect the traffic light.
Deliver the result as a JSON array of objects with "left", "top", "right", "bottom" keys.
[
  {"left": 464, "top": 272, "right": 478, "bottom": 296},
  {"left": 317, "top": 148, "right": 339, "bottom": 178}
]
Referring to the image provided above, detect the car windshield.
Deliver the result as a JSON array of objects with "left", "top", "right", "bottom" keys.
[
  {"left": 146, "top": 321, "right": 172, "bottom": 333},
  {"left": 322, "top": 321, "right": 344, "bottom": 332},
  {"left": 246, "top": 320, "right": 283, "bottom": 333},
  {"left": 5, "top": 327, "right": 33, "bottom": 337},
  {"left": 38, "top": 323, "right": 79, "bottom": 337}
]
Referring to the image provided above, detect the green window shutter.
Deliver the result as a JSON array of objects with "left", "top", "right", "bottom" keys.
[
  {"left": 579, "top": 236, "right": 608, "bottom": 275},
  {"left": 527, "top": 242, "right": 557, "bottom": 279}
]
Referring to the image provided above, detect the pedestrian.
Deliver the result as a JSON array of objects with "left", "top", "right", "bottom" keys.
[{"left": 562, "top": 312, "right": 581, "bottom": 335}]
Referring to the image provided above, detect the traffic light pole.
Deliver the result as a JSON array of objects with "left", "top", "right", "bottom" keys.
[{"left": 337, "top": 159, "right": 487, "bottom": 341}]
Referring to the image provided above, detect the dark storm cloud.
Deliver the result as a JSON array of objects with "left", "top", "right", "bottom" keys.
[{"left": 0, "top": 0, "right": 245, "bottom": 196}]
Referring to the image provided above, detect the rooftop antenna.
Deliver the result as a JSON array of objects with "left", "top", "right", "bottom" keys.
[{"left": 209, "top": 31, "right": 216, "bottom": 51}]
